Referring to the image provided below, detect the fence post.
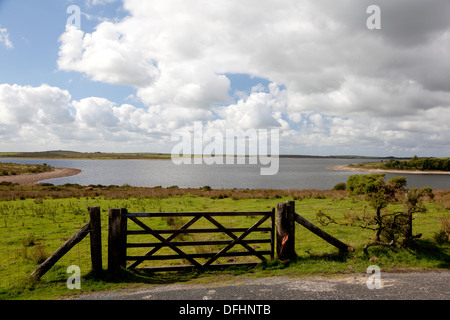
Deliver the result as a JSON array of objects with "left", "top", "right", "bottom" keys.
[
  {"left": 88, "top": 206, "right": 102, "bottom": 277},
  {"left": 271, "top": 208, "right": 275, "bottom": 260},
  {"left": 276, "top": 201, "right": 297, "bottom": 261},
  {"left": 108, "top": 208, "right": 127, "bottom": 275},
  {"left": 120, "top": 208, "right": 128, "bottom": 267}
]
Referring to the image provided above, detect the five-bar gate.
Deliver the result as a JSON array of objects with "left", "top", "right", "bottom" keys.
[{"left": 108, "top": 208, "right": 275, "bottom": 273}]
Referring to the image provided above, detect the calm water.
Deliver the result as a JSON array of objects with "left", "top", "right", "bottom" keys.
[{"left": 1, "top": 158, "right": 450, "bottom": 190}]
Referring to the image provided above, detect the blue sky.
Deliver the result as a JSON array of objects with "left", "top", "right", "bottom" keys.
[
  {"left": 0, "top": 0, "right": 133, "bottom": 103},
  {"left": 1, "top": 0, "right": 450, "bottom": 156}
]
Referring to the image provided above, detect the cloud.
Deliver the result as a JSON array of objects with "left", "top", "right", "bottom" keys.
[
  {"left": 136, "top": 62, "right": 231, "bottom": 110},
  {"left": 0, "top": 28, "right": 13, "bottom": 49},
  {"left": 50, "top": 0, "right": 450, "bottom": 156},
  {"left": 285, "top": 77, "right": 450, "bottom": 119},
  {"left": 212, "top": 83, "right": 284, "bottom": 130},
  {"left": 72, "top": 97, "right": 119, "bottom": 128},
  {"left": 0, "top": 84, "right": 73, "bottom": 125},
  {"left": 85, "top": 0, "right": 118, "bottom": 7},
  {"left": 0, "top": 83, "right": 210, "bottom": 152},
  {"left": 58, "top": 25, "right": 158, "bottom": 87},
  {"left": 0, "top": 84, "right": 74, "bottom": 150}
]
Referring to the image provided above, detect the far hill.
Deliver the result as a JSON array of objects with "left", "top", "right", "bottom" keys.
[{"left": 0, "top": 151, "right": 171, "bottom": 160}]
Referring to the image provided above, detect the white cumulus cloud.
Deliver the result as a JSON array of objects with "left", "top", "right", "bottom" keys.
[
  {"left": 46, "top": 0, "right": 450, "bottom": 155},
  {"left": 0, "top": 28, "right": 13, "bottom": 49},
  {"left": 0, "top": 84, "right": 73, "bottom": 125}
]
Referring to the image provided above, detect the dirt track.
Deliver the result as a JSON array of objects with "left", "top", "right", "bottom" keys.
[{"left": 0, "top": 167, "right": 82, "bottom": 185}]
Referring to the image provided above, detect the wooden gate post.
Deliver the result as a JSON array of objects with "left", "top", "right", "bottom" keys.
[
  {"left": 119, "top": 208, "right": 128, "bottom": 267},
  {"left": 88, "top": 206, "right": 102, "bottom": 277},
  {"left": 276, "top": 201, "right": 297, "bottom": 261},
  {"left": 108, "top": 208, "right": 127, "bottom": 275}
]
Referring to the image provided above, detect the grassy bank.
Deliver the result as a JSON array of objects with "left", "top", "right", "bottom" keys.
[
  {"left": 0, "top": 162, "right": 53, "bottom": 177},
  {"left": 0, "top": 185, "right": 448, "bottom": 300}
]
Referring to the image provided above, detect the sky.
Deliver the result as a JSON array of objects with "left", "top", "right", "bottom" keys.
[{"left": 0, "top": 0, "right": 449, "bottom": 157}]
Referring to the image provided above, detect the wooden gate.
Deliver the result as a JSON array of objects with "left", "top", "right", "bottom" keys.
[{"left": 108, "top": 208, "right": 275, "bottom": 273}]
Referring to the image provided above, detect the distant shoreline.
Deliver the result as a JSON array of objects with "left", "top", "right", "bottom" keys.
[
  {"left": 0, "top": 151, "right": 388, "bottom": 161},
  {"left": 0, "top": 167, "right": 82, "bottom": 185},
  {"left": 329, "top": 165, "right": 450, "bottom": 175},
  {"left": 0, "top": 156, "right": 172, "bottom": 161}
]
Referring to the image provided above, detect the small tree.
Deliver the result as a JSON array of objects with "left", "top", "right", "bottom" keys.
[
  {"left": 403, "top": 187, "right": 433, "bottom": 241},
  {"left": 318, "top": 174, "right": 432, "bottom": 252}
]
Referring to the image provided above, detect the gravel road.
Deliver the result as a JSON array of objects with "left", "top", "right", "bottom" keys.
[{"left": 74, "top": 271, "right": 449, "bottom": 300}]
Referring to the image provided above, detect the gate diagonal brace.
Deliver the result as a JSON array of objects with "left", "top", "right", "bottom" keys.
[
  {"left": 128, "top": 215, "right": 201, "bottom": 269},
  {"left": 203, "top": 214, "right": 271, "bottom": 267},
  {"left": 128, "top": 216, "right": 202, "bottom": 268},
  {"left": 203, "top": 215, "right": 267, "bottom": 262}
]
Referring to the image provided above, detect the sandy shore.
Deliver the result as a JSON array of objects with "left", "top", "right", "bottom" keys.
[
  {"left": 329, "top": 165, "right": 450, "bottom": 175},
  {"left": 0, "top": 167, "right": 82, "bottom": 185}
]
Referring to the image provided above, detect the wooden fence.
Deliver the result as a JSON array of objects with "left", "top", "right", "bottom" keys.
[
  {"left": 31, "top": 201, "right": 349, "bottom": 280},
  {"left": 30, "top": 207, "right": 102, "bottom": 280},
  {"left": 276, "top": 200, "right": 350, "bottom": 261}
]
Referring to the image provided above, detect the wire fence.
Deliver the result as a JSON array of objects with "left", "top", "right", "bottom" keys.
[{"left": 0, "top": 199, "right": 108, "bottom": 292}]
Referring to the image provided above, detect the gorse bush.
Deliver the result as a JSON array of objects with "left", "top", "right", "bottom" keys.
[
  {"left": 333, "top": 182, "right": 346, "bottom": 191},
  {"left": 434, "top": 217, "right": 450, "bottom": 244}
]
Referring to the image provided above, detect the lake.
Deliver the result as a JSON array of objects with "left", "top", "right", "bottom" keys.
[{"left": 1, "top": 158, "right": 450, "bottom": 190}]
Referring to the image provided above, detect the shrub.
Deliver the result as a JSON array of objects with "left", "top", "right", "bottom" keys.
[
  {"left": 22, "top": 234, "right": 37, "bottom": 247},
  {"left": 321, "top": 174, "right": 429, "bottom": 251},
  {"left": 38, "top": 183, "right": 54, "bottom": 187},
  {"left": 333, "top": 182, "right": 346, "bottom": 191},
  {"left": 434, "top": 217, "right": 450, "bottom": 244},
  {"left": 30, "top": 244, "right": 49, "bottom": 264},
  {"left": 434, "top": 231, "right": 450, "bottom": 244}
]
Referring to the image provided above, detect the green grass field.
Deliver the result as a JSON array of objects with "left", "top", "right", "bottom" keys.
[{"left": 0, "top": 186, "right": 448, "bottom": 300}]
